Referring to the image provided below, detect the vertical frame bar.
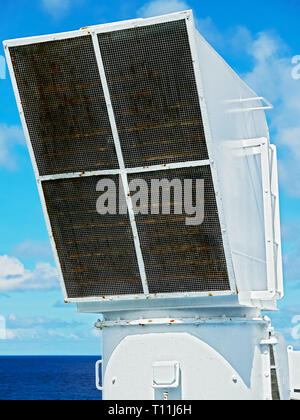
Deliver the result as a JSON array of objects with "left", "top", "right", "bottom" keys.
[
  {"left": 261, "top": 141, "right": 276, "bottom": 294},
  {"left": 4, "top": 41, "right": 69, "bottom": 301},
  {"left": 91, "top": 31, "right": 149, "bottom": 295},
  {"left": 270, "top": 145, "right": 283, "bottom": 298},
  {"left": 185, "top": 13, "right": 237, "bottom": 293},
  {"left": 261, "top": 344, "right": 272, "bottom": 400}
]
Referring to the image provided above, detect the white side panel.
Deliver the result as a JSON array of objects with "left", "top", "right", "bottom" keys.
[{"left": 195, "top": 32, "right": 277, "bottom": 296}]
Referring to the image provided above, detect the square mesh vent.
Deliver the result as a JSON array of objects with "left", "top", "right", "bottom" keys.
[
  {"left": 7, "top": 17, "right": 232, "bottom": 300},
  {"left": 98, "top": 20, "right": 208, "bottom": 168},
  {"left": 128, "top": 166, "right": 230, "bottom": 293},
  {"left": 9, "top": 36, "right": 118, "bottom": 175},
  {"left": 42, "top": 175, "right": 143, "bottom": 298}
]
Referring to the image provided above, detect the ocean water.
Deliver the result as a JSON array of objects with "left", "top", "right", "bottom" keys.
[{"left": 0, "top": 356, "right": 102, "bottom": 400}]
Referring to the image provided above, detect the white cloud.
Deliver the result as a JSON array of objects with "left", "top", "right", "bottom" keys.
[
  {"left": 242, "top": 32, "right": 300, "bottom": 198},
  {"left": 137, "top": 0, "right": 189, "bottom": 18},
  {"left": 4, "top": 314, "right": 84, "bottom": 341},
  {"left": 1, "top": 311, "right": 101, "bottom": 343},
  {"left": 270, "top": 303, "right": 300, "bottom": 347},
  {"left": 48, "top": 330, "right": 79, "bottom": 340},
  {"left": 0, "top": 124, "right": 25, "bottom": 170},
  {"left": 91, "top": 328, "right": 101, "bottom": 338},
  {"left": 5, "top": 328, "right": 38, "bottom": 340},
  {"left": 42, "top": 0, "right": 70, "bottom": 18},
  {"left": 196, "top": 21, "right": 300, "bottom": 199},
  {"left": 227, "top": 25, "right": 254, "bottom": 56},
  {"left": 196, "top": 17, "right": 225, "bottom": 49},
  {"left": 0, "top": 255, "right": 59, "bottom": 291},
  {"left": 281, "top": 222, "right": 300, "bottom": 282},
  {"left": 5, "top": 328, "right": 79, "bottom": 341},
  {"left": 11, "top": 239, "right": 53, "bottom": 261}
]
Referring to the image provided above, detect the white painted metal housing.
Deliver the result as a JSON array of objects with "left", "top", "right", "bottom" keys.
[
  {"left": 95, "top": 309, "right": 291, "bottom": 400},
  {"left": 4, "top": 10, "right": 283, "bottom": 312},
  {"left": 4, "top": 10, "right": 293, "bottom": 401},
  {"left": 194, "top": 32, "right": 283, "bottom": 305}
]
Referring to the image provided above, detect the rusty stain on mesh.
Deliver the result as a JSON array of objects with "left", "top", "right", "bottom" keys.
[
  {"left": 128, "top": 166, "right": 230, "bottom": 294},
  {"left": 9, "top": 36, "right": 119, "bottom": 176},
  {"left": 42, "top": 175, "right": 143, "bottom": 298},
  {"left": 98, "top": 20, "right": 208, "bottom": 168}
]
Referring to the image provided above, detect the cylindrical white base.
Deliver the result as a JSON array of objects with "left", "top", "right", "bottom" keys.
[{"left": 96, "top": 308, "right": 288, "bottom": 400}]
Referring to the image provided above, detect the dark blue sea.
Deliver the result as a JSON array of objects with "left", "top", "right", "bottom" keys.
[{"left": 0, "top": 356, "right": 102, "bottom": 400}]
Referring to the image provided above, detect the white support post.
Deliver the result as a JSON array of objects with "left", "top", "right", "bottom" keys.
[
  {"left": 269, "top": 145, "right": 284, "bottom": 298},
  {"left": 260, "top": 344, "right": 272, "bottom": 400},
  {"left": 260, "top": 141, "right": 276, "bottom": 294}
]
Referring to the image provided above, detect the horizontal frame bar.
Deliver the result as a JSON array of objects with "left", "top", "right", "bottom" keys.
[
  {"left": 95, "top": 315, "right": 266, "bottom": 328},
  {"left": 68, "top": 290, "right": 235, "bottom": 304},
  {"left": 85, "top": 10, "right": 192, "bottom": 35},
  {"left": 3, "top": 29, "right": 91, "bottom": 48},
  {"left": 3, "top": 10, "right": 192, "bottom": 48},
  {"left": 39, "top": 159, "right": 211, "bottom": 182}
]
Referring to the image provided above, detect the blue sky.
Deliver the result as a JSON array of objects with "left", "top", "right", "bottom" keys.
[{"left": 0, "top": 0, "right": 299, "bottom": 355}]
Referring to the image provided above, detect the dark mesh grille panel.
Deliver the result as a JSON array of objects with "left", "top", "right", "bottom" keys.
[
  {"left": 128, "top": 166, "right": 230, "bottom": 293},
  {"left": 42, "top": 176, "right": 143, "bottom": 298},
  {"left": 98, "top": 20, "right": 208, "bottom": 168},
  {"left": 10, "top": 36, "right": 118, "bottom": 175},
  {"left": 8, "top": 19, "right": 232, "bottom": 300}
]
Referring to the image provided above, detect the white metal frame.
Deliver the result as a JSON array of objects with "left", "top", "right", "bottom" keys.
[
  {"left": 234, "top": 137, "right": 282, "bottom": 301},
  {"left": 8, "top": 10, "right": 285, "bottom": 305},
  {"left": 95, "top": 315, "right": 266, "bottom": 329},
  {"left": 70, "top": 290, "right": 234, "bottom": 304},
  {"left": 39, "top": 159, "right": 212, "bottom": 182},
  {"left": 217, "top": 136, "right": 282, "bottom": 301}
]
